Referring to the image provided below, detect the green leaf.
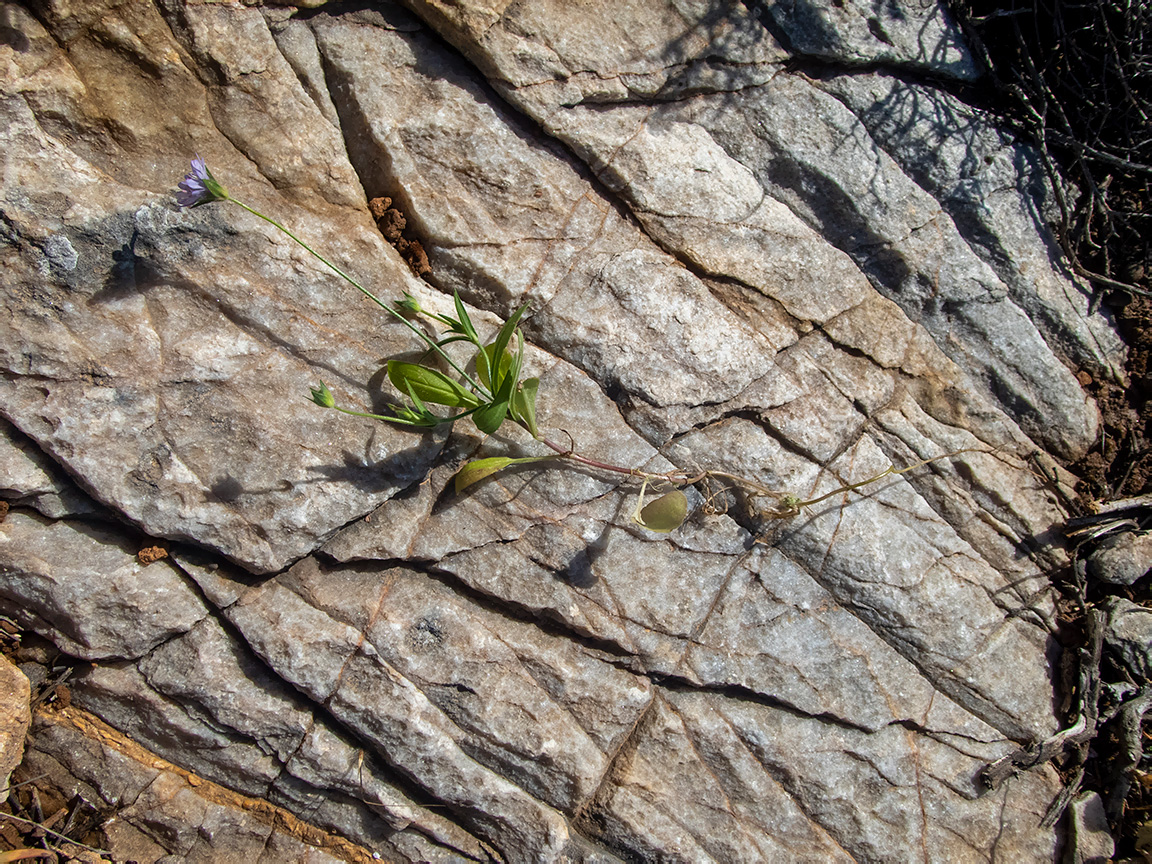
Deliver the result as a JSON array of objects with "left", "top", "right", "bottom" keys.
[
  {"left": 455, "top": 457, "right": 515, "bottom": 493},
  {"left": 473, "top": 399, "right": 509, "bottom": 435},
  {"left": 476, "top": 342, "right": 513, "bottom": 392},
  {"left": 434, "top": 334, "right": 474, "bottom": 348},
  {"left": 454, "top": 454, "right": 555, "bottom": 494},
  {"left": 634, "top": 488, "right": 688, "bottom": 533},
  {"left": 488, "top": 304, "right": 527, "bottom": 395},
  {"left": 453, "top": 290, "right": 479, "bottom": 343},
  {"left": 510, "top": 377, "right": 540, "bottom": 438},
  {"left": 387, "top": 361, "right": 480, "bottom": 409},
  {"left": 497, "top": 329, "right": 525, "bottom": 403}
]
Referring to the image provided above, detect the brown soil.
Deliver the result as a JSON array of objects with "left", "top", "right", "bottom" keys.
[
  {"left": 1073, "top": 294, "right": 1152, "bottom": 504},
  {"left": 369, "top": 196, "right": 431, "bottom": 279}
]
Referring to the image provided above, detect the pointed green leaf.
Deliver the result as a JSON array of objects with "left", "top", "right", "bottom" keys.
[
  {"left": 455, "top": 457, "right": 515, "bottom": 493},
  {"left": 473, "top": 399, "right": 509, "bottom": 435},
  {"left": 403, "top": 377, "right": 428, "bottom": 414},
  {"left": 476, "top": 342, "right": 513, "bottom": 392},
  {"left": 488, "top": 304, "right": 527, "bottom": 394},
  {"left": 434, "top": 334, "right": 473, "bottom": 348},
  {"left": 453, "top": 290, "right": 479, "bottom": 343},
  {"left": 387, "top": 361, "right": 480, "bottom": 409},
  {"left": 454, "top": 454, "right": 556, "bottom": 494},
  {"left": 496, "top": 329, "right": 525, "bottom": 403},
  {"left": 636, "top": 489, "right": 688, "bottom": 533},
  {"left": 476, "top": 346, "right": 490, "bottom": 390},
  {"left": 510, "top": 377, "right": 540, "bottom": 438}
]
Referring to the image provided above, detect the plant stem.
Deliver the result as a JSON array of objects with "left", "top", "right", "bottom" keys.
[
  {"left": 227, "top": 197, "right": 492, "bottom": 400},
  {"left": 537, "top": 435, "right": 649, "bottom": 477},
  {"left": 532, "top": 432, "right": 982, "bottom": 514},
  {"left": 331, "top": 405, "right": 400, "bottom": 423}
]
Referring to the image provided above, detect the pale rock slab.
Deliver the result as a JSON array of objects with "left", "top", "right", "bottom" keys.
[
  {"left": 0, "top": 511, "right": 209, "bottom": 660},
  {"left": 216, "top": 556, "right": 647, "bottom": 862},
  {"left": 0, "top": 654, "right": 30, "bottom": 796},
  {"left": 1, "top": 1, "right": 441, "bottom": 573},
  {"left": 0, "top": 0, "right": 1108, "bottom": 861},
  {"left": 22, "top": 711, "right": 378, "bottom": 863},
  {"left": 818, "top": 71, "right": 1124, "bottom": 384},
  {"left": 0, "top": 420, "right": 102, "bottom": 519},
  {"left": 401, "top": 0, "right": 1105, "bottom": 459},
  {"left": 549, "top": 79, "right": 1097, "bottom": 460},
  {"left": 70, "top": 611, "right": 488, "bottom": 860}
]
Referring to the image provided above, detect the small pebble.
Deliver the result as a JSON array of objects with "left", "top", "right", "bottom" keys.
[
  {"left": 1068, "top": 791, "right": 1114, "bottom": 864},
  {"left": 1103, "top": 596, "right": 1152, "bottom": 680},
  {"left": 1086, "top": 531, "right": 1152, "bottom": 585}
]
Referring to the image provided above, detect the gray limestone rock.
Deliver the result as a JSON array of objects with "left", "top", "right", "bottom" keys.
[
  {"left": 1087, "top": 531, "right": 1152, "bottom": 586},
  {"left": 21, "top": 715, "right": 368, "bottom": 863},
  {"left": 0, "top": 420, "right": 103, "bottom": 519},
  {"left": 0, "top": 0, "right": 1112, "bottom": 861},
  {"left": 0, "top": 511, "right": 209, "bottom": 660},
  {"left": 1103, "top": 596, "right": 1152, "bottom": 681},
  {"left": 1067, "top": 791, "right": 1115, "bottom": 864},
  {"left": 816, "top": 72, "right": 1124, "bottom": 387},
  {"left": 759, "top": 0, "right": 981, "bottom": 80}
]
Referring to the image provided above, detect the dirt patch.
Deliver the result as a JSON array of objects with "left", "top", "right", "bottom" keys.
[
  {"left": 370, "top": 196, "right": 431, "bottom": 279},
  {"left": 1075, "top": 294, "right": 1152, "bottom": 503}
]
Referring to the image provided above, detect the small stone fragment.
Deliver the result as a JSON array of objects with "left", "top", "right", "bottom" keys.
[
  {"left": 1103, "top": 596, "right": 1152, "bottom": 680},
  {"left": 377, "top": 207, "right": 406, "bottom": 241},
  {"left": 0, "top": 654, "right": 31, "bottom": 795},
  {"left": 401, "top": 237, "right": 430, "bottom": 277},
  {"left": 368, "top": 196, "right": 392, "bottom": 219},
  {"left": 1086, "top": 531, "right": 1152, "bottom": 585},
  {"left": 1068, "top": 791, "right": 1114, "bottom": 864}
]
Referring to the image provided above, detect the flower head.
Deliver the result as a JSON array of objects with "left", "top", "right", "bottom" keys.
[
  {"left": 394, "top": 292, "right": 423, "bottom": 318},
  {"left": 176, "top": 156, "right": 229, "bottom": 207},
  {"left": 309, "top": 381, "right": 337, "bottom": 409}
]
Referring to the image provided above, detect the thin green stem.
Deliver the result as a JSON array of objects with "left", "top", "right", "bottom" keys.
[
  {"left": 332, "top": 400, "right": 486, "bottom": 427},
  {"left": 227, "top": 197, "right": 492, "bottom": 400},
  {"left": 331, "top": 405, "right": 403, "bottom": 423}
]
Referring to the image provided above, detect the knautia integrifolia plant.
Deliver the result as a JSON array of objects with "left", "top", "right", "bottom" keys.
[{"left": 177, "top": 158, "right": 978, "bottom": 533}]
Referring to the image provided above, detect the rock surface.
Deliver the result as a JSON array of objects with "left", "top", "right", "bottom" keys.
[
  {"left": 1104, "top": 596, "right": 1152, "bottom": 681},
  {"left": 0, "top": 654, "right": 30, "bottom": 795},
  {"left": 1087, "top": 530, "right": 1152, "bottom": 585},
  {"left": 19, "top": 707, "right": 371, "bottom": 863},
  {"left": 1067, "top": 791, "right": 1115, "bottom": 864},
  {"left": 0, "top": 0, "right": 1120, "bottom": 861}
]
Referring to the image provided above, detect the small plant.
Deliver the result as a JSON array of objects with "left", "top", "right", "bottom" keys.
[{"left": 176, "top": 158, "right": 980, "bottom": 533}]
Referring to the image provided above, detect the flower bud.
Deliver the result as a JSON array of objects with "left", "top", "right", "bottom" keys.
[
  {"left": 394, "top": 292, "right": 423, "bottom": 317},
  {"left": 309, "top": 381, "right": 336, "bottom": 409}
]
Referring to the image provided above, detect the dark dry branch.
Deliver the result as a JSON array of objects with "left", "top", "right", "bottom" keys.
[
  {"left": 980, "top": 608, "right": 1104, "bottom": 794},
  {"left": 0, "top": 811, "right": 110, "bottom": 859},
  {"left": 1104, "top": 684, "right": 1152, "bottom": 822},
  {"left": 951, "top": 0, "right": 1152, "bottom": 304}
]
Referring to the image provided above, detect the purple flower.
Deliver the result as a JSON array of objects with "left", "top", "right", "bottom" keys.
[{"left": 176, "top": 156, "right": 228, "bottom": 207}]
